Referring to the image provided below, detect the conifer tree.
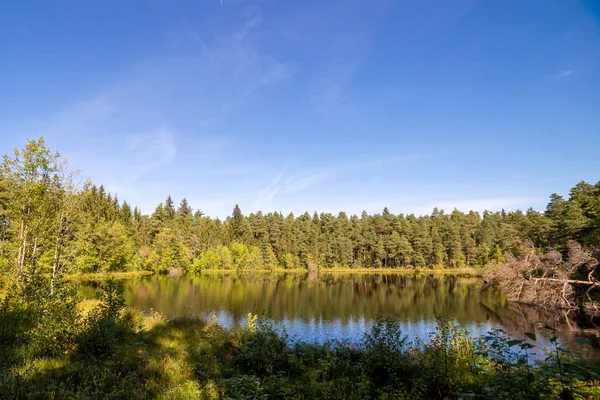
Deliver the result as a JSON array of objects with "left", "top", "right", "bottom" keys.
[{"left": 165, "top": 195, "right": 176, "bottom": 220}]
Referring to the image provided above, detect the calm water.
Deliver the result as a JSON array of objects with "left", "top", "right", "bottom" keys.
[{"left": 79, "top": 272, "right": 599, "bottom": 356}]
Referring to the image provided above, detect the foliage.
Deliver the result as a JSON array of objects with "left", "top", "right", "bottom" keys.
[
  {"left": 2, "top": 138, "right": 600, "bottom": 276},
  {"left": 2, "top": 138, "right": 600, "bottom": 398},
  {"left": 0, "top": 275, "right": 80, "bottom": 363},
  {"left": 2, "top": 277, "right": 600, "bottom": 400},
  {"left": 76, "top": 279, "right": 129, "bottom": 358}
]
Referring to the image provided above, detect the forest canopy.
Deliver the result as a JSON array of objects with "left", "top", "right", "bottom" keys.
[{"left": 1, "top": 138, "right": 599, "bottom": 277}]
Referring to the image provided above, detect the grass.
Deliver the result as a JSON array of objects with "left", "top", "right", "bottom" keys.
[
  {"left": 33, "top": 267, "right": 482, "bottom": 283},
  {"left": 60, "top": 270, "right": 154, "bottom": 281}
]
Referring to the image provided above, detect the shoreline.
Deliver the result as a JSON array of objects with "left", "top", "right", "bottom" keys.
[
  {"left": 60, "top": 271, "right": 154, "bottom": 281},
  {"left": 60, "top": 267, "right": 482, "bottom": 280}
]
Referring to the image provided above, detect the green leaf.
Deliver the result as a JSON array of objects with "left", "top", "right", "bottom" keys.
[
  {"left": 508, "top": 340, "right": 523, "bottom": 347},
  {"left": 525, "top": 332, "right": 536, "bottom": 341}
]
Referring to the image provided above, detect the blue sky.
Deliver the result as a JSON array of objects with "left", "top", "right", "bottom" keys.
[{"left": 1, "top": 0, "right": 599, "bottom": 218}]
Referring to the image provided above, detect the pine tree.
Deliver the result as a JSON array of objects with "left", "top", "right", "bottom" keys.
[
  {"left": 230, "top": 204, "right": 245, "bottom": 241},
  {"left": 120, "top": 201, "right": 133, "bottom": 227},
  {"left": 177, "top": 198, "right": 192, "bottom": 217},
  {"left": 165, "top": 195, "right": 176, "bottom": 220}
]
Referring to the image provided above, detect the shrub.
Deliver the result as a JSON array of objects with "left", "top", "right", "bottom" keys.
[
  {"left": 0, "top": 275, "right": 80, "bottom": 360},
  {"left": 412, "top": 320, "right": 478, "bottom": 398},
  {"left": 233, "top": 319, "right": 290, "bottom": 376},
  {"left": 361, "top": 318, "right": 414, "bottom": 394},
  {"left": 76, "top": 279, "right": 130, "bottom": 358}
]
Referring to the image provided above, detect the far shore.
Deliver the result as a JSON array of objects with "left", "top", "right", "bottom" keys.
[{"left": 58, "top": 267, "right": 482, "bottom": 281}]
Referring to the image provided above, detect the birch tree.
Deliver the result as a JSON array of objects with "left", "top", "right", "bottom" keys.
[
  {"left": 0, "top": 138, "right": 60, "bottom": 277},
  {"left": 0, "top": 137, "right": 83, "bottom": 294},
  {"left": 49, "top": 159, "right": 84, "bottom": 294}
]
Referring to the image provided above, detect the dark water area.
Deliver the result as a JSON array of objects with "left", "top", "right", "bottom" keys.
[{"left": 78, "top": 272, "right": 600, "bottom": 358}]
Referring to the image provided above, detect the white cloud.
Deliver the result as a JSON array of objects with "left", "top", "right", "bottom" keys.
[
  {"left": 127, "top": 129, "right": 177, "bottom": 169},
  {"left": 251, "top": 170, "right": 329, "bottom": 211},
  {"left": 87, "top": 129, "right": 178, "bottom": 196},
  {"left": 181, "top": 5, "right": 293, "bottom": 109},
  {"left": 253, "top": 169, "right": 285, "bottom": 208},
  {"left": 286, "top": 172, "right": 328, "bottom": 193}
]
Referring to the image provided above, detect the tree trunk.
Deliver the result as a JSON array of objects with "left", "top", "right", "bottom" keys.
[
  {"left": 16, "top": 216, "right": 25, "bottom": 277},
  {"left": 51, "top": 216, "right": 62, "bottom": 295},
  {"left": 30, "top": 235, "right": 38, "bottom": 270},
  {"left": 19, "top": 225, "right": 28, "bottom": 277},
  {"left": 531, "top": 277, "right": 600, "bottom": 286}
]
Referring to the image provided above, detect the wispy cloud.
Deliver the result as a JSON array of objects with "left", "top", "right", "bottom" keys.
[
  {"left": 560, "top": 70, "right": 573, "bottom": 76},
  {"left": 287, "top": 172, "right": 328, "bottom": 193},
  {"left": 234, "top": 9, "right": 262, "bottom": 42},
  {"left": 253, "top": 169, "right": 285, "bottom": 207},
  {"left": 297, "top": 2, "right": 390, "bottom": 115},
  {"left": 312, "top": 58, "right": 357, "bottom": 115},
  {"left": 92, "top": 129, "right": 178, "bottom": 196},
  {"left": 180, "top": 5, "right": 293, "bottom": 109},
  {"left": 127, "top": 129, "right": 177, "bottom": 170},
  {"left": 252, "top": 170, "right": 329, "bottom": 210},
  {"left": 182, "top": 21, "right": 217, "bottom": 67},
  {"left": 249, "top": 151, "right": 429, "bottom": 214}
]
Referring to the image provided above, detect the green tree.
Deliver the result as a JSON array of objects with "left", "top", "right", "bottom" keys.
[
  {"left": 0, "top": 138, "right": 64, "bottom": 280},
  {"left": 164, "top": 195, "right": 176, "bottom": 220}
]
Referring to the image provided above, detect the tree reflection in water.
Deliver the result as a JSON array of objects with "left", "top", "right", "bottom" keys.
[{"left": 79, "top": 273, "right": 600, "bottom": 358}]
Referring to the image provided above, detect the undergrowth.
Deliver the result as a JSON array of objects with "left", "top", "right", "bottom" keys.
[{"left": 0, "top": 276, "right": 599, "bottom": 399}]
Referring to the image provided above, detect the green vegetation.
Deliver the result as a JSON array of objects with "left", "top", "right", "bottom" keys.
[
  {"left": 1, "top": 277, "right": 599, "bottom": 399},
  {"left": 1, "top": 137, "right": 599, "bottom": 278},
  {"left": 60, "top": 271, "right": 154, "bottom": 282},
  {"left": 1, "top": 138, "right": 600, "bottom": 398}
]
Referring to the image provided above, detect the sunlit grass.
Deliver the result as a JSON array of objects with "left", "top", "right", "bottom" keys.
[
  {"left": 36, "top": 267, "right": 483, "bottom": 284},
  {"left": 62, "top": 271, "right": 154, "bottom": 281},
  {"left": 76, "top": 298, "right": 101, "bottom": 317}
]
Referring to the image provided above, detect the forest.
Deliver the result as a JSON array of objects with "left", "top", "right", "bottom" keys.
[
  {"left": 1, "top": 138, "right": 599, "bottom": 279},
  {"left": 1, "top": 138, "right": 600, "bottom": 399}
]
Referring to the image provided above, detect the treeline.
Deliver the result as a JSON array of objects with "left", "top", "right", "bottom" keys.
[{"left": 1, "top": 138, "right": 599, "bottom": 276}]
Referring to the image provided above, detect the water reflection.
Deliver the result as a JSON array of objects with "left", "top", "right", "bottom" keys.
[{"left": 78, "top": 272, "right": 600, "bottom": 356}]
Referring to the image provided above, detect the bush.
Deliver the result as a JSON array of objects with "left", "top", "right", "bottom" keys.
[
  {"left": 76, "top": 279, "right": 130, "bottom": 358},
  {"left": 25, "top": 284, "right": 80, "bottom": 357},
  {"left": 0, "top": 275, "right": 80, "bottom": 360},
  {"left": 361, "top": 318, "right": 416, "bottom": 395},
  {"left": 412, "top": 320, "right": 479, "bottom": 398},
  {"left": 233, "top": 320, "right": 290, "bottom": 376}
]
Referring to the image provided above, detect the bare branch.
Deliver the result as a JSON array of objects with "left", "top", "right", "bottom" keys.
[{"left": 484, "top": 241, "right": 600, "bottom": 314}]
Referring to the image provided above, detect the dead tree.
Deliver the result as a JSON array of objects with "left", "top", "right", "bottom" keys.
[{"left": 484, "top": 241, "right": 600, "bottom": 315}]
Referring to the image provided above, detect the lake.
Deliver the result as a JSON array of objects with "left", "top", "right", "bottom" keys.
[{"left": 79, "top": 272, "right": 599, "bottom": 356}]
